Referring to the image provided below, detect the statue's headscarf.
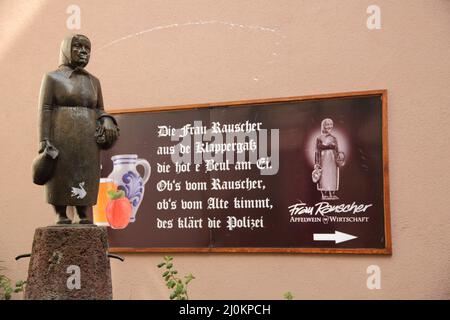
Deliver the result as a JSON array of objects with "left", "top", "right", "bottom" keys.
[{"left": 59, "top": 34, "right": 91, "bottom": 67}]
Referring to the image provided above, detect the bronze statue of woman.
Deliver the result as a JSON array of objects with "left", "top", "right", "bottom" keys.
[{"left": 36, "top": 34, "right": 119, "bottom": 224}]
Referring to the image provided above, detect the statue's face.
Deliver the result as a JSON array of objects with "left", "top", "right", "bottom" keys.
[{"left": 71, "top": 37, "right": 90, "bottom": 68}]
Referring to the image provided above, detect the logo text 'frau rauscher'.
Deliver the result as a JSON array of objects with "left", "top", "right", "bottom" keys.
[{"left": 288, "top": 201, "right": 373, "bottom": 216}]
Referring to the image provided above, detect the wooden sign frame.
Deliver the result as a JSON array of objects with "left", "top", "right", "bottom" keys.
[{"left": 107, "top": 89, "right": 391, "bottom": 255}]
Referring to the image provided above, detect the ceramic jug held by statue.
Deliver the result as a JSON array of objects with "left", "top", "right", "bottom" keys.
[{"left": 108, "top": 154, "right": 151, "bottom": 222}]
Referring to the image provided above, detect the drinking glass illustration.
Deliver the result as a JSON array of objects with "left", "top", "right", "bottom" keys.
[{"left": 93, "top": 178, "right": 117, "bottom": 226}]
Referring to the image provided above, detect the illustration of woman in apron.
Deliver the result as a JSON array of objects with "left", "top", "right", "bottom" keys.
[{"left": 314, "top": 118, "right": 345, "bottom": 200}]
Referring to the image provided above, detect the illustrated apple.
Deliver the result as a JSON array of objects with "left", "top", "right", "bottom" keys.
[{"left": 106, "top": 190, "right": 132, "bottom": 229}]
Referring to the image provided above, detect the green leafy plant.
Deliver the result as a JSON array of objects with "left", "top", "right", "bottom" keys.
[
  {"left": 157, "top": 256, "right": 195, "bottom": 300},
  {"left": 283, "top": 291, "right": 294, "bottom": 300},
  {"left": 0, "top": 262, "right": 26, "bottom": 300}
]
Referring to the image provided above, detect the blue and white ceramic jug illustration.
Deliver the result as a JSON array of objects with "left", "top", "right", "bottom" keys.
[{"left": 108, "top": 154, "right": 151, "bottom": 222}]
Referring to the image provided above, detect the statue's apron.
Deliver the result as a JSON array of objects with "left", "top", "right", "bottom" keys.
[{"left": 45, "top": 106, "right": 99, "bottom": 206}]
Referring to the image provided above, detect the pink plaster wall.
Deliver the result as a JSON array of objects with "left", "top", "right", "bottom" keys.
[{"left": 0, "top": 0, "right": 449, "bottom": 299}]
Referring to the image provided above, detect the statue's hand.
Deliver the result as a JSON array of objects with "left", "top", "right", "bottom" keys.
[
  {"left": 39, "top": 140, "right": 52, "bottom": 154},
  {"left": 38, "top": 140, "right": 59, "bottom": 159},
  {"left": 101, "top": 117, "right": 119, "bottom": 144}
]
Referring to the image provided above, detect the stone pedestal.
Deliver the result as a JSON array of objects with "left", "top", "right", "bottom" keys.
[{"left": 24, "top": 225, "right": 112, "bottom": 300}]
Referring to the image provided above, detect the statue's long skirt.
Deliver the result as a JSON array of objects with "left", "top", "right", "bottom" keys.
[{"left": 45, "top": 106, "right": 100, "bottom": 206}]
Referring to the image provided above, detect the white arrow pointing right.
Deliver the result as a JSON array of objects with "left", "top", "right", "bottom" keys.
[{"left": 313, "top": 231, "right": 358, "bottom": 244}]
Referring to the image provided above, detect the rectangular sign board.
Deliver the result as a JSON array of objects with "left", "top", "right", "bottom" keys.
[{"left": 101, "top": 90, "right": 391, "bottom": 254}]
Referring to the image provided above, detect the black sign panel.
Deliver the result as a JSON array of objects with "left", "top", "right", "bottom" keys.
[{"left": 99, "top": 90, "right": 391, "bottom": 254}]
